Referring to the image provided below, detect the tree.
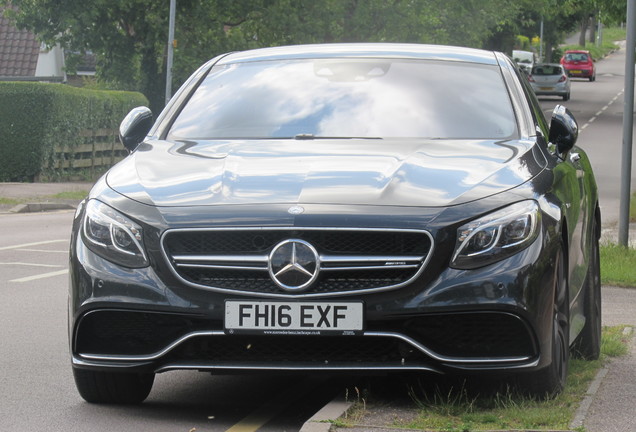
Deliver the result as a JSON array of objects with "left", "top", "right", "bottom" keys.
[
  {"left": 2, "top": 0, "right": 254, "bottom": 112},
  {"left": 4, "top": 0, "right": 599, "bottom": 112}
]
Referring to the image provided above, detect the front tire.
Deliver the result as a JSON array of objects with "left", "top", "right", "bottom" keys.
[
  {"left": 519, "top": 245, "right": 569, "bottom": 398},
  {"left": 73, "top": 368, "right": 155, "bottom": 404},
  {"left": 573, "top": 218, "right": 602, "bottom": 360}
]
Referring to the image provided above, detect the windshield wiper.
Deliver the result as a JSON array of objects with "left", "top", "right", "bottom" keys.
[{"left": 293, "top": 134, "right": 382, "bottom": 140}]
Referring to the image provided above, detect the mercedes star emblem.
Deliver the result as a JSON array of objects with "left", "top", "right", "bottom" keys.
[
  {"left": 288, "top": 205, "right": 305, "bottom": 215},
  {"left": 268, "top": 239, "right": 320, "bottom": 291}
]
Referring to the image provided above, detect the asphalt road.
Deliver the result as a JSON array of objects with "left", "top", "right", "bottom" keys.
[{"left": 537, "top": 41, "right": 636, "bottom": 227}]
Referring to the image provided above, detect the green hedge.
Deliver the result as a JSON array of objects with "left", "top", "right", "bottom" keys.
[{"left": 0, "top": 82, "right": 148, "bottom": 182}]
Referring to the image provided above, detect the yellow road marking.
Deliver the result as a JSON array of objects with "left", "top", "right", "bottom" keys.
[{"left": 225, "top": 377, "right": 324, "bottom": 432}]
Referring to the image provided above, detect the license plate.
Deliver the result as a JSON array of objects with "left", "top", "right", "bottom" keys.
[
  {"left": 571, "top": 70, "right": 582, "bottom": 74},
  {"left": 225, "top": 300, "right": 364, "bottom": 335},
  {"left": 540, "top": 87, "right": 553, "bottom": 91}
]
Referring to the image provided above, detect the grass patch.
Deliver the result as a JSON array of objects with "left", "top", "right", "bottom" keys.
[
  {"left": 52, "top": 190, "right": 88, "bottom": 200},
  {"left": 0, "top": 197, "right": 21, "bottom": 205},
  {"left": 340, "top": 326, "right": 631, "bottom": 431},
  {"left": 601, "top": 325, "right": 631, "bottom": 357},
  {"left": 601, "top": 243, "right": 636, "bottom": 287},
  {"left": 561, "top": 26, "right": 626, "bottom": 61},
  {"left": 602, "top": 27, "right": 628, "bottom": 44},
  {"left": 0, "top": 190, "right": 88, "bottom": 206}
]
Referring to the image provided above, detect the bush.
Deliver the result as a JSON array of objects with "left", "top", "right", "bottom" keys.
[{"left": 0, "top": 82, "right": 147, "bottom": 182}]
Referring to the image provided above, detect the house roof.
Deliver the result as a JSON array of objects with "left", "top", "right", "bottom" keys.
[{"left": 0, "top": 7, "right": 41, "bottom": 77}]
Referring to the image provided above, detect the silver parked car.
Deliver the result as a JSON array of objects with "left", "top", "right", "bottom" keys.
[{"left": 528, "top": 63, "right": 571, "bottom": 101}]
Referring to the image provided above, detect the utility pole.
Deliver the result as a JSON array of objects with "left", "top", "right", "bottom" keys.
[
  {"left": 597, "top": 11, "right": 603, "bottom": 47},
  {"left": 165, "top": 0, "right": 176, "bottom": 106},
  {"left": 619, "top": 0, "right": 635, "bottom": 246},
  {"left": 539, "top": 19, "right": 544, "bottom": 62}
]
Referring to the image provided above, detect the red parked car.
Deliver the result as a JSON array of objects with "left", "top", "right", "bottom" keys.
[{"left": 560, "top": 50, "right": 596, "bottom": 81}]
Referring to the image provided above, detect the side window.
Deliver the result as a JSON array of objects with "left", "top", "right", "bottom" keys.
[{"left": 516, "top": 67, "right": 550, "bottom": 139}]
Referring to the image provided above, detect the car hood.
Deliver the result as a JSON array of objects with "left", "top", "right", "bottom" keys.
[{"left": 106, "top": 138, "right": 544, "bottom": 208}]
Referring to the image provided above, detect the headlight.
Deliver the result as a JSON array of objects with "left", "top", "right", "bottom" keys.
[
  {"left": 82, "top": 199, "right": 149, "bottom": 268},
  {"left": 450, "top": 200, "right": 540, "bottom": 269}
]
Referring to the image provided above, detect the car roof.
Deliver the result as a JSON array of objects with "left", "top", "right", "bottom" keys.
[
  {"left": 564, "top": 49, "right": 590, "bottom": 54},
  {"left": 215, "top": 43, "right": 499, "bottom": 66}
]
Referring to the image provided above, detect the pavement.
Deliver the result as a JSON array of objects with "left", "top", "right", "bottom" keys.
[
  {"left": 0, "top": 181, "right": 93, "bottom": 213},
  {"left": 1, "top": 182, "right": 635, "bottom": 432}
]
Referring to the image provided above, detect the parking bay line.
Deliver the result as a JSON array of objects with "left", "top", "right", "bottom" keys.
[
  {"left": 9, "top": 269, "right": 68, "bottom": 283},
  {"left": 0, "top": 239, "right": 67, "bottom": 251},
  {"left": 0, "top": 262, "right": 63, "bottom": 268},
  {"left": 16, "top": 249, "right": 67, "bottom": 254}
]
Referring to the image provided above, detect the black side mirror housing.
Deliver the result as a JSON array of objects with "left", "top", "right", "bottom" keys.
[
  {"left": 119, "top": 106, "right": 153, "bottom": 152},
  {"left": 548, "top": 105, "right": 578, "bottom": 156}
]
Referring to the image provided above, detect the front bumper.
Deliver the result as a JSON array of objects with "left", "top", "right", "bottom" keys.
[
  {"left": 69, "top": 223, "right": 556, "bottom": 376},
  {"left": 530, "top": 83, "right": 569, "bottom": 97},
  {"left": 565, "top": 68, "right": 593, "bottom": 78}
]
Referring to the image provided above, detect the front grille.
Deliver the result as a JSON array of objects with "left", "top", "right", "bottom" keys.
[
  {"left": 400, "top": 312, "right": 536, "bottom": 358},
  {"left": 165, "top": 335, "right": 417, "bottom": 364},
  {"left": 162, "top": 228, "right": 433, "bottom": 297},
  {"left": 75, "top": 310, "right": 217, "bottom": 356},
  {"left": 165, "top": 230, "right": 427, "bottom": 255}
]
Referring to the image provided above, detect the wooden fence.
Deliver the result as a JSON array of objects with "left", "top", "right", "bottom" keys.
[{"left": 46, "top": 128, "right": 128, "bottom": 177}]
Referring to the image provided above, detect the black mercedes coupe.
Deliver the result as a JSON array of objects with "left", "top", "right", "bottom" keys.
[{"left": 69, "top": 43, "right": 601, "bottom": 403}]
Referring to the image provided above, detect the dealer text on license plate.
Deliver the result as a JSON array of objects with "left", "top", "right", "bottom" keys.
[{"left": 225, "top": 300, "right": 364, "bottom": 335}]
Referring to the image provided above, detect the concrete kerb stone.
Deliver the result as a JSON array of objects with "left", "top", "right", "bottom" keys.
[
  {"left": 0, "top": 182, "right": 92, "bottom": 214},
  {"left": 9, "top": 202, "right": 76, "bottom": 213},
  {"left": 300, "top": 397, "right": 352, "bottom": 432},
  {"left": 569, "top": 332, "right": 634, "bottom": 431}
]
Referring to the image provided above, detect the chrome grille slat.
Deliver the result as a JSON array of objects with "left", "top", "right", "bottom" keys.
[
  {"left": 161, "top": 227, "right": 434, "bottom": 297},
  {"left": 172, "top": 254, "right": 269, "bottom": 263}
]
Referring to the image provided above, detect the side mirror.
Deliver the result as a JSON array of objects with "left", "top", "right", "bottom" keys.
[
  {"left": 119, "top": 106, "right": 153, "bottom": 152},
  {"left": 548, "top": 105, "right": 578, "bottom": 156}
]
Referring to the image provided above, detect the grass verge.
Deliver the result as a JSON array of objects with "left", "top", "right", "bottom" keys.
[
  {"left": 601, "top": 243, "right": 636, "bottom": 287},
  {"left": 0, "top": 190, "right": 88, "bottom": 207},
  {"left": 0, "top": 197, "right": 21, "bottom": 205},
  {"left": 561, "top": 26, "right": 626, "bottom": 60},
  {"left": 51, "top": 190, "right": 88, "bottom": 200},
  {"left": 599, "top": 190, "right": 635, "bottom": 287},
  {"left": 338, "top": 326, "right": 632, "bottom": 432}
]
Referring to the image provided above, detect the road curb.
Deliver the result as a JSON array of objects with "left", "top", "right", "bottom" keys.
[
  {"left": 300, "top": 396, "right": 352, "bottom": 432},
  {"left": 569, "top": 366, "right": 609, "bottom": 429},
  {"left": 8, "top": 202, "right": 76, "bottom": 213},
  {"left": 569, "top": 326, "right": 634, "bottom": 430}
]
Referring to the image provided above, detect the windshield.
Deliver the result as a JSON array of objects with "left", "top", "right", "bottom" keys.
[
  {"left": 532, "top": 65, "right": 563, "bottom": 76},
  {"left": 565, "top": 53, "right": 590, "bottom": 62},
  {"left": 167, "top": 58, "right": 518, "bottom": 140}
]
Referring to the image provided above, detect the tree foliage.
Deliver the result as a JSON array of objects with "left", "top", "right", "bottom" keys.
[{"left": 1, "top": 0, "right": 626, "bottom": 113}]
